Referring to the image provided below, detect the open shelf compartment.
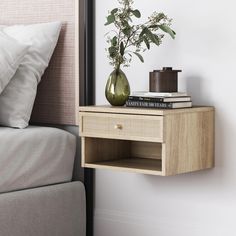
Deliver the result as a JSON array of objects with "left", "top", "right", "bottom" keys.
[{"left": 82, "top": 137, "right": 164, "bottom": 175}]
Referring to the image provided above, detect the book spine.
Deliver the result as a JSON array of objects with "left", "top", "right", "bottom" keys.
[
  {"left": 128, "top": 96, "right": 165, "bottom": 102},
  {"left": 126, "top": 100, "right": 173, "bottom": 108}
]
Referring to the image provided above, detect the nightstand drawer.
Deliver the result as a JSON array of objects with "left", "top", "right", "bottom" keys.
[{"left": 79, "top": 112, "right": 164, "bottom": 142}]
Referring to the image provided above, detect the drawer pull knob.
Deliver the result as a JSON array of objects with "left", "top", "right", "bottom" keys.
[{"left": 114, "top": 124, "right": 123, "bottom": 130}]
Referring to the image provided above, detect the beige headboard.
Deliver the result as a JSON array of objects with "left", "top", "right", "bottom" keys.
[{"left": 0, "top": 0, "right": 80, "bottom": 125}]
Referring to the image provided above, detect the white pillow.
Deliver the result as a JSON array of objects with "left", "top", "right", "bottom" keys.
[
  {"left": 0, "top": 22, "right": 62, "bottom": 128},
  {"left": 0, "top": 31, "right": 29, "bottom": 94}
]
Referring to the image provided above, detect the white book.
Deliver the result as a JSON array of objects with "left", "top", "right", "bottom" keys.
[{"left": 131, "top": 91, "right": 188, "bottom": 97}]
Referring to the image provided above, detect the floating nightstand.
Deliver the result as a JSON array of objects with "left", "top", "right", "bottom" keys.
[{"left": 79, "top": 106, "right": 214, "bottom": 176}]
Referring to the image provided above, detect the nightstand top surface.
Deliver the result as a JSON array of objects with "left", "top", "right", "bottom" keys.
[{"left": 79, "top": 105, "right": 214, "bottom": 116}]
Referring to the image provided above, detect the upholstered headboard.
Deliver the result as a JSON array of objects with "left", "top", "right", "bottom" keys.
[{"left": 0, "top": 0, "right": 80, "bottom": 125}]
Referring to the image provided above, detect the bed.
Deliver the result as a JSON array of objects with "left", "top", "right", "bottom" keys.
[
  {"left": 0, "top": 0, "right": 94, "bottom": 236},
  {"left": 0, "top": 126, "right": 76, "bottom": 193}
]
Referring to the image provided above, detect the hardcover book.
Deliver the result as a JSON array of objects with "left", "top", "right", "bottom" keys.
[
  {"left": 126, "top": 100, "right": 192, "bottom": 109},
  {"left": 128, "top": 95, "right": 191, "bottom": 103},
  {"left": 131, "top": 91, "right": 188, "bottom": 97}
]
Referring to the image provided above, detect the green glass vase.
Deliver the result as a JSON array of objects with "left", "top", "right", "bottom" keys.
[{"left": 105, "top": 69, "right": 130, "bottom": 106}]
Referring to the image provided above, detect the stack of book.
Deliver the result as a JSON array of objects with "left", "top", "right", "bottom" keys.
[{"left": 126, "top": 91, "right": 192, "bottom": 109}]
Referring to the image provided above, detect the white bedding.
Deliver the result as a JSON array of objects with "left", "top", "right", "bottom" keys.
[{"left": 0, "top": 126, "right": 76, "bottom": 193}]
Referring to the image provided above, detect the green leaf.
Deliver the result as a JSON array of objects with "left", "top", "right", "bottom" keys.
[
  {"left": 159, "top": 24, "right": 176, "bottom": 39},
  {"left": 111, "top": 8, "right": 118, "bottom": 14},
  {"left": 111, "top": 36, "right": 118, "bottom": 46},
  {"left": 139, "top": 27, "right": 160, "bottom": 45},
  {"left": 122, "top": 27, "right": 131, "bottom": 36},
  {"left": 153, "top": 35, "right": 161, "bottom": 45},
  {"left": 148, "top": 25, "right": 159, "bottom": 29},
  {"left": 132, "top": 9, "right": 141, "bottom": 18},
  {"left": 120, "top": 42, "right": 125, "bottom": 56},
  {"left": 122, "top": 20, "right": 129, "bottom": 27},
  {"left": 145, "top": 28, "right": 160, "bottom": 45},
  {"left": 139, "top": 27, "right": 148, "bottom": 38},
  {"left": 105, "top": 14, "right": 115, "bottom": 26},
  {"left": 121, "top": 20, "right": 131, "bottom": 36},
  {"left": 132, "top": 52, "right": 144, "bottom": 62},
  {"left": 143, "top": 37, "right": 150, "bottom": 49},
  {"left": 108, "top": 46, "right": 117, "bottom": 58}
]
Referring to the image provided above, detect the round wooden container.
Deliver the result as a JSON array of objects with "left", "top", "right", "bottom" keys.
[{"left": 149, "top": 67, "right": 182, "bottom": 92}]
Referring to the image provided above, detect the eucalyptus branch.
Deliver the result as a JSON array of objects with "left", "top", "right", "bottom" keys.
[{"left": 105, "top": 0, "right": 175, "bottom": 70}]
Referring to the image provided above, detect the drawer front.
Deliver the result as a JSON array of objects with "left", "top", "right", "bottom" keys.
[{"left": 79, "top": 112, "right": 164, "bottom": 142}]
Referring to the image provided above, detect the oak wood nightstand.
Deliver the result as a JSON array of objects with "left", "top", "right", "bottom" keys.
[{"left": 79, "top": 106, "right": 214, "bottom": 176}]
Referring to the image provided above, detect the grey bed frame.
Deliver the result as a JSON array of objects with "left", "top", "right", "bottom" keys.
[{"left": 0, "top": 0, "right": 95, "bottom": 235}]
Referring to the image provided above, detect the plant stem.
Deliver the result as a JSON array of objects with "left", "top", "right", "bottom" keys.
[
  {"left": 115, "top": 63, "right": 120, "bottom": 72},
  {"left": 123, "top": 26, "right": 140, "bottom": 51}
]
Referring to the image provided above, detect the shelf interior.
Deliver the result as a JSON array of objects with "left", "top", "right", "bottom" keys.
[
  {"left": 83, "top": 137, "right": 163, "bottom": 174},
  {"left": 85, "top": 158, "right": 162, "bottom": 172}
]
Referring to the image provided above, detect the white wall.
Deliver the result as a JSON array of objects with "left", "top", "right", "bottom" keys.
[{"left": 95, "top": 0, "right": 236, "bottom": 235}]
